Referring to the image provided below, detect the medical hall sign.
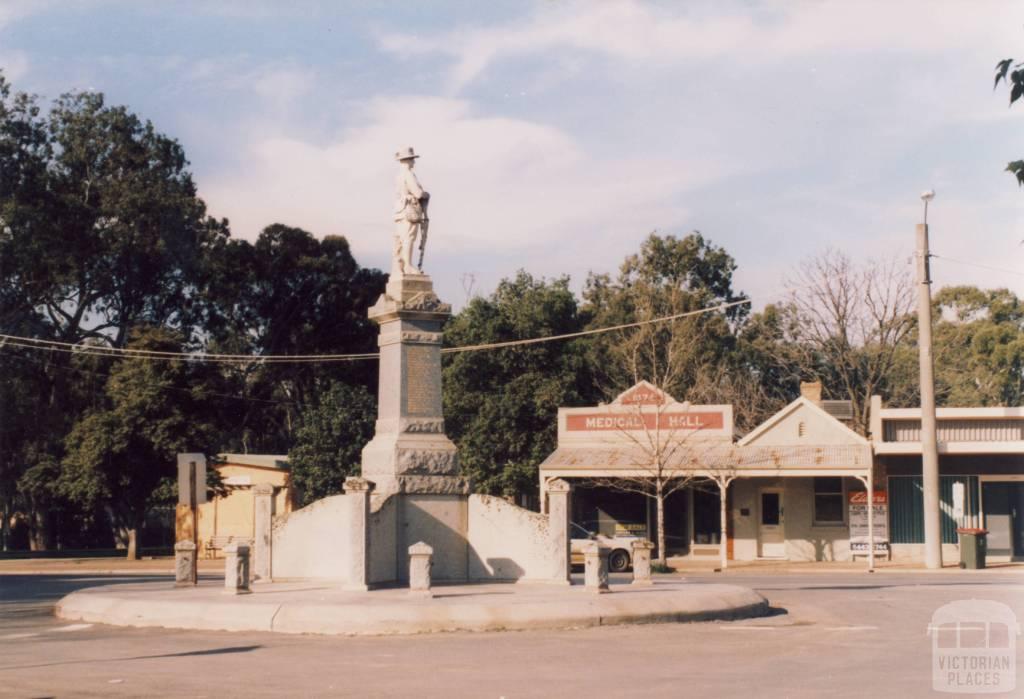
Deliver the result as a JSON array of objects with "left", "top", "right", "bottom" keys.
[{"left": 566, "top": 411, "right": 724, "bottom": 432}]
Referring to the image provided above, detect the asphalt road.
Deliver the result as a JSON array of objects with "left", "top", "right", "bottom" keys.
[{"left": 1, "top": 571, "right": 1022, "bottom": 698}]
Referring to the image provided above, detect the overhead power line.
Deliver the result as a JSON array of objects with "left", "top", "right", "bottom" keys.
[
  {"left": 0, "top": 298, "right": 751, "bottom": 365},
  {"left": 930, "top": 253, "right": 1024, "bottom": 280}
]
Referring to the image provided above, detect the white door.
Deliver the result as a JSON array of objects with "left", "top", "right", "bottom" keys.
[{"left": 758, "top": 489, "right": 786, "bottom": 558}]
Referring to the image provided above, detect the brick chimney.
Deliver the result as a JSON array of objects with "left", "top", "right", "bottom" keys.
[{"left": 799, "top": 381, "right": 822, "bottom": 405}]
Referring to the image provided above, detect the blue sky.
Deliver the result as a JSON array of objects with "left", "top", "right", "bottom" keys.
[{"left": 2, "top": 0, "right": 1022, "bottom": 308}]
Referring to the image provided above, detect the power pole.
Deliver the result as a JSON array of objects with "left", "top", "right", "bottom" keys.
[{"left": 916, "top": 190, "right": 942, "bottom": 569}]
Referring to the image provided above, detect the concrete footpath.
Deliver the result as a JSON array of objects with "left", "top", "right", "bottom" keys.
[{"left": 55, "top": 578, "right": 769, "bottom": 636}]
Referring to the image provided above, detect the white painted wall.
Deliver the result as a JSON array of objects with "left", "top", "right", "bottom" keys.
[
  {"left": 467, "top": 494, "right": 560, "bottom": 581},
  {"left": 731, "top": 478, "right": 855, "bottom": 562},
  {"left": 271, "top": 495, "right": 353, "bottom": 581}
]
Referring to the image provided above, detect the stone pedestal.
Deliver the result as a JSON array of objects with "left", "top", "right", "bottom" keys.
[
  {"left": 546, "top": 479, "right": 573, "bottom": 585},
  {"left": 362, "top": 272, "right": 468, "bottom": 501},
  {"left": 584, "top": 544, "right": 610, "bottom": 593},
  {"left": 408, "top": 541, "right": 433, "bottom": 598},
  {"left": 344, "top": 476, "right": 373, "bottom": 591},
  {"left": 224, "top": 542, "right": 251, "bottom": 595},
  {"left": 631, "top": 540, "right": 655, "bottom": 586},
  {"left": 252, "top": 483, "right": 274, "bottom": 582},
  {"left": 174, "top": 540, "right": 196, "bottom": 586}
]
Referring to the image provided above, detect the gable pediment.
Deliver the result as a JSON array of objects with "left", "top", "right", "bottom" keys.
[{"left": 739, "top": 397, "right": 868, "bottom": 447}]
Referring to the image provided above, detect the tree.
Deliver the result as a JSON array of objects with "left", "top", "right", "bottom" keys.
[
  {"left": 287, "top": 380, "right": 376, "bottom": 507},
  {"left": 61, "top": 328, "right": 214, "bottom": 559},
  {"left": 932, "top": 286, "right": 1024, "bottom": 405},
  {"left": 776, "top": 250, "right": 916, "bottom": 434},
  {"left": 198, "top": 224, "right": 385, "bottom": 454},
  {"left": 994, "top": 57, "right": 1024, "bottom": 186},
  {"left": 443, "top": 271, "right": 596, "bottom": 501},
  {"left": 582, "top": 232, "right": 747, "bottom": 402}
]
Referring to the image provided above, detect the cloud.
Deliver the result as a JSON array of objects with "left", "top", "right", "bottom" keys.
[
  {"left": 0, "top": 50, "right": 29, "bottom": 81},
  {"left": 380, "top": 0, "right": 1015, "bottom": 92},
  {"left": 198, "top": 95, "right": 733, "bottom": 277}
]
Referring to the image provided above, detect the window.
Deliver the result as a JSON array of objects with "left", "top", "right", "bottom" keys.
[{"left": 813, "top": 477, "right": 845, "bottom": 525}]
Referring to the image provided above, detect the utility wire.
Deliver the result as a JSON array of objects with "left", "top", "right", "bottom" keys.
[
  {"left": 0, "top": 298, "right": 751, "bottom": 364},
  {"left": 931, "top": 253, "right": 1024, "bottom": 280}
]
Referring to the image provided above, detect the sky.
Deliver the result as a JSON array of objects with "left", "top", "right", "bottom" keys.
[{"left": 2, "top": 0, "right": 1023, "bottom": 309}]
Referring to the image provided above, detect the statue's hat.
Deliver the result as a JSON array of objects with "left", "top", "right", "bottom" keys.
[{"left": 395, "top": 147, "right": 420, "bottom": 161}]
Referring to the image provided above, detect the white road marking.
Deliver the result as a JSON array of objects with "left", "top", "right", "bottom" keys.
[
  {"left": 49, "top": 623, "right": 93, "bottom": 632},
  {"left": 824, "top": 625, "right": 878, "bottom": 631},
  {"left": 0, "top": 632, "right": 40, "bottom": 640},
  {"left": 719, "top": 626, "right": 779, "bottom": 630}
]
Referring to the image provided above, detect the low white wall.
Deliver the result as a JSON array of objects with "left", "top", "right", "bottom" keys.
[
  {"left": 272, "top": 494, "right": 354, "bottom": 581},
  {"left": 368, "top": 494, "right": 399, "bottom": 585},
  {"left": 467, "top": 494, "right": 559, "bottom": 581}
]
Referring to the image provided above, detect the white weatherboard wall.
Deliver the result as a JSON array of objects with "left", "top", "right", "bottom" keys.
[
  {"left": 467, "top": 494, "right": 559, "bottom": 581},
  {"left": 272, "top": 495, "right": 354, "bottom": 581}
]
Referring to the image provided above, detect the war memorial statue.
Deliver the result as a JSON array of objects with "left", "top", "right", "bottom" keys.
[{"left": 392, "top": 146, "right": 430, "bottom": 275}]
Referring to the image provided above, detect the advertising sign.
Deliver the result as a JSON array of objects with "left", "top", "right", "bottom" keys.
[{"left": 849, "top": 490, "right": 888, "bottom": 552}]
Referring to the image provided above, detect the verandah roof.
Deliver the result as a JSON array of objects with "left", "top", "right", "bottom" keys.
[{"left": 539, "top": 443, "right": 871, "bottom": 475}]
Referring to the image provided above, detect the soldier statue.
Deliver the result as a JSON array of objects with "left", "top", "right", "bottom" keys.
[{"left": 393, "top": 147, "right": 430, "bottom": 275}]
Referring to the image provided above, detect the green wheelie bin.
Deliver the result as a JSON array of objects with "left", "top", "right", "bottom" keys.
[{"left": 956, "top": 528, "right": 988, "bottom": 569}]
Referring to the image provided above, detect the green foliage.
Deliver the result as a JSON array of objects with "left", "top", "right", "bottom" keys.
[
  {"left": 994, "top": 57, "right": 1024, "bottom": 186},
  {"left": 287, "top": 381, "right": 376, "bottom": 507},
  {"left": 443, "top": 271, "right": 597, "bottom": 500},
  {"left": 60, "top": 328, "right": 215, "bottom": 535},
  {"left": 933, "top": 287, "right": 1024, "bottom": 405},
  {"left": 582, "top": 232, "right": 746, "bottom": 402}
]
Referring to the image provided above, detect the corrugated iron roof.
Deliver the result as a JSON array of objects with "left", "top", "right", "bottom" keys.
[{"left": 540, "top": 443, "right": 870, "bottom": 471}]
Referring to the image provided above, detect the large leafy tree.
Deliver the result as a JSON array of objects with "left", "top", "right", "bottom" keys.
[
  {"left": 287, "top": 380, "right": 376, "bottom": 507},
  {"left": 61, "top": 328, "right": 215, "bottom": 559},
  {"left": 443, "top": 271, "right": 596, "bottom": 501},
  {"left": 198, "top": 224, "right": 385, "bottom": 453},
  {"left": 0, "top": 73, "right": 226, "bottom": 548},
  {"left": 582, "top": 232, "right": 747, "bottom": 403},
  {"left": 933, "top": 286, "right": 1024, "bottom": 406}
]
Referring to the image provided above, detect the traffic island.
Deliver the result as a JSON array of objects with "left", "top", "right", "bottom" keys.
[{"left": 55, "top": 579, "right": 770, "bottom": 636}]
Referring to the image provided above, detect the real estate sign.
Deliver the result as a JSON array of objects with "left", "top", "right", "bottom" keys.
[{"left": 848, "top": 490, "right": 888, "bottom": 551}]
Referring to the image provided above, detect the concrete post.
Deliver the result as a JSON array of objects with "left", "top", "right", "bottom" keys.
[
  {"left": 546, "top": 478, "right": 572, "bottom": 585},
  {"left": 174, "top": 540, "right": 196, "bottom": 587},
  {"left": 224, "top": 542, "right": 251, "bottom": 594},
  {"left": 408, "top": 541, "right": 433, "bottom": 597},
  {"left": 584, "top": 543, "right": 610, "bottom": 593},
  {"left": 631, "top": 540, "right": 655, "bottom": 586},
  {"left": 916, "top": 223, "right": 942, "bottom": 569},
  {"left": 252, "top": 483, "right": 274, "bottom": 582},
  {"left": 344, "top": 476, "right": 374, "bottom": 591}
]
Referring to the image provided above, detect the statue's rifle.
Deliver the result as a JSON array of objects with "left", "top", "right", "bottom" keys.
[{"left": 417, "top": 192, "right": 431, "bottom": 269}]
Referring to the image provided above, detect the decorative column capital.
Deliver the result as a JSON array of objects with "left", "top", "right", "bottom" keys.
[
  {"left": 344, "top": 476, "right": 375, "bottom": 494},
  {"left": 547, "top": 478, "right": 572, "bottom": 494},
  {"left": 253, "top": 483, "right": 274, "bottom": 496}
]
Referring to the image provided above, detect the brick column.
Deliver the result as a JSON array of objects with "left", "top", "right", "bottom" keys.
[
  {"left": 344, "top": 476, "right": 374, "bottom": 591},
  {"left": 546, "top": 478, "right": 572, "bottom": 585},
  {"left": 252, "top": 483, "right": 274, "bottom": 582}
]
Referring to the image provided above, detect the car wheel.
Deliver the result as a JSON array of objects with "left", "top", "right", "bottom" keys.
[{"left": 608, "top": 549, "right": 630, "bottom": 573}]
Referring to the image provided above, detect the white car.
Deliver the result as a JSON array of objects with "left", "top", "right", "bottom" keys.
[{"left": 570, "top": 522, "right": 639, "bottom": 572}]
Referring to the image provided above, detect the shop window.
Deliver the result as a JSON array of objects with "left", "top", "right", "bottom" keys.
[{"left": 813, "top": 477, "right": 845, "bottom": 525}]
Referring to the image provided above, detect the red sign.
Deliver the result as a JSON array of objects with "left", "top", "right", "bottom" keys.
[
  {"left": 566, "top": 412, "right": 724, "bottom": 432},
  {"left": 618, "top": 386, "right": 666, "bottom": 405},
  {"left": 849, "top": 491, "right": 888, "bottom": 504}
]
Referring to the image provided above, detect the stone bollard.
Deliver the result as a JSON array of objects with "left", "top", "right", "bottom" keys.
[
  {"left": 174, "top": 540, "right": 196, "bottom": 586},
  {"left": 631, "top": 540, "right": 655, "bottom": 586},
  {"left": 252, "top": 483, "right": 274, "bottom": 582},
  {"left": 583, "top": 543, "right": 610, "bottom": 593},
  {"left": 546, "top": 478, "right": 573, "bottom": 585},
  {"left": 408, "top": 541, "right": 433, "bottom": 598},
  {"left": 223, "top": 542, "right": 252, "bottom": 595}
]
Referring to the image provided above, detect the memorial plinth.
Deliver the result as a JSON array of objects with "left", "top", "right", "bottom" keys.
[{"left": 361, "top": 272, "right": 468, "bottom": 502}]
